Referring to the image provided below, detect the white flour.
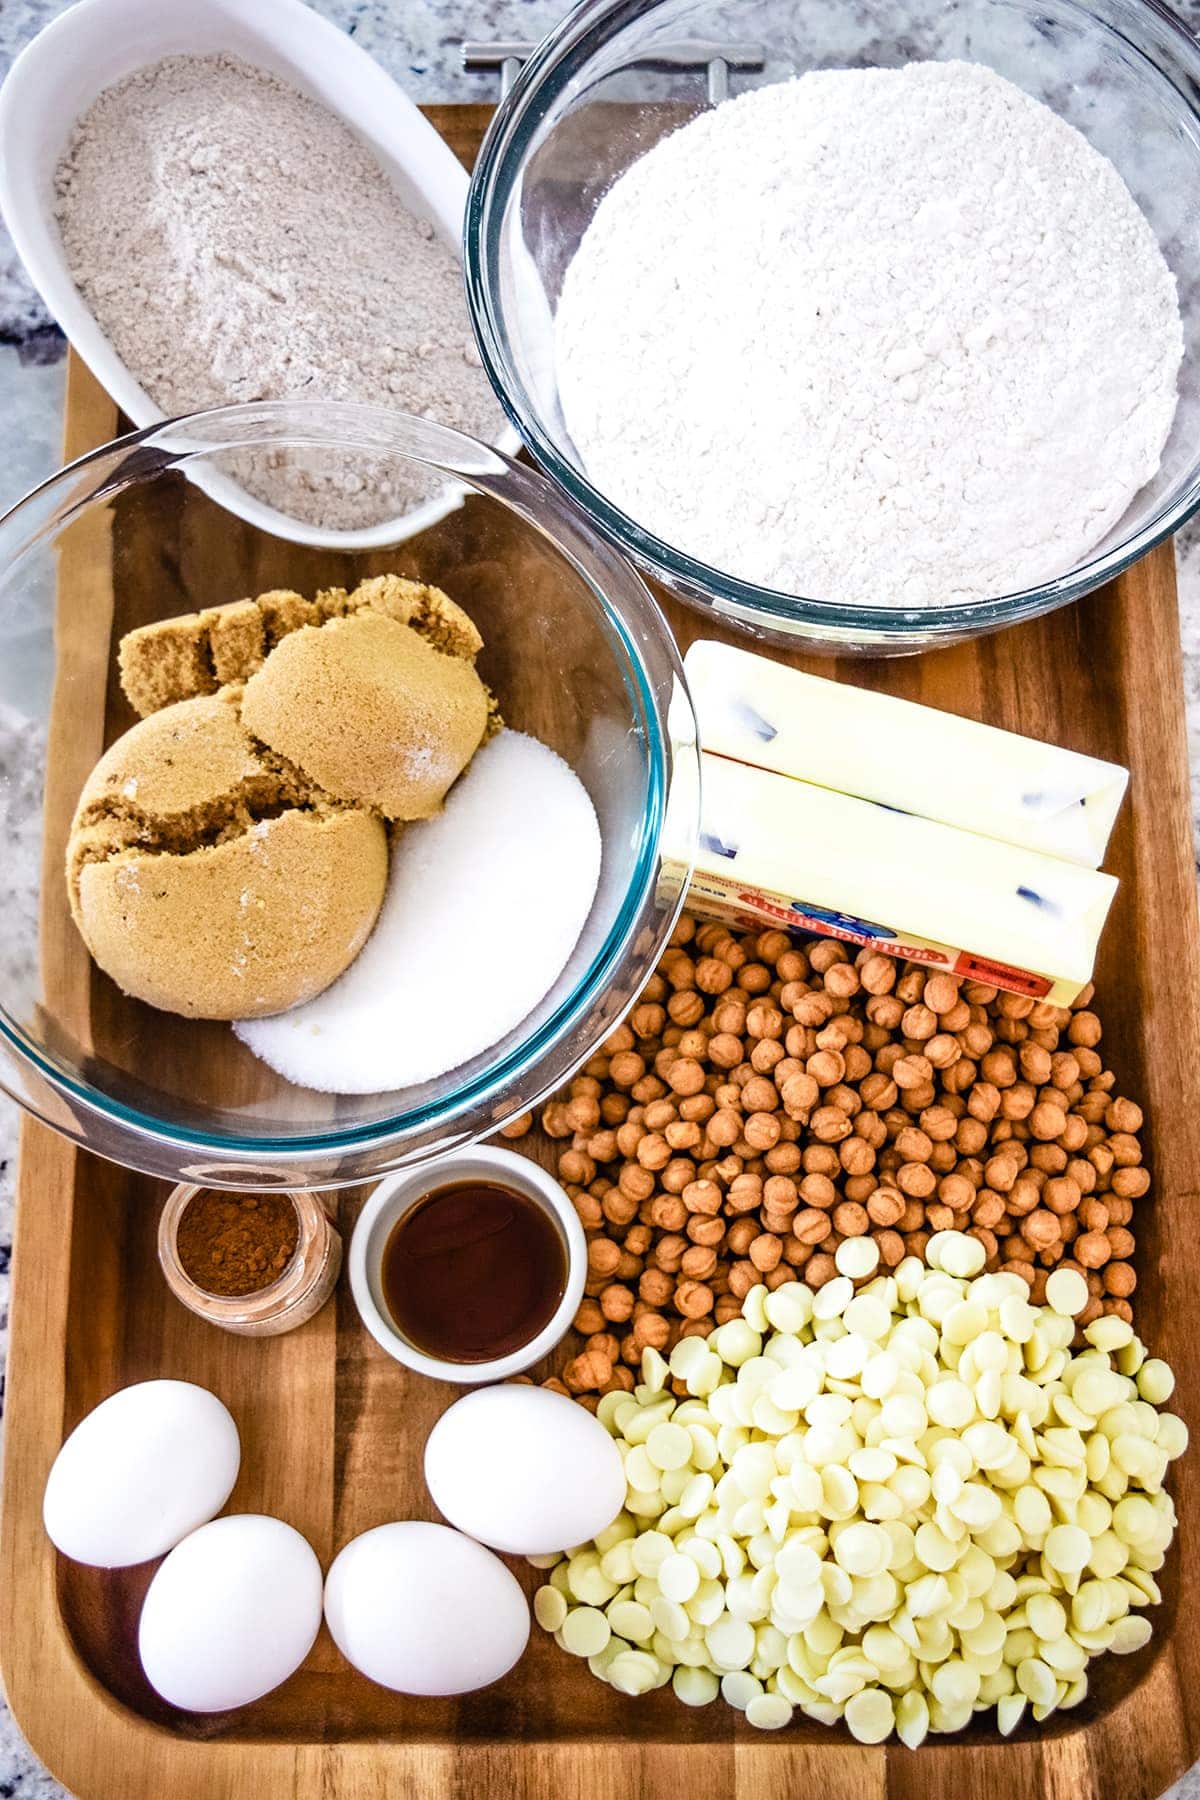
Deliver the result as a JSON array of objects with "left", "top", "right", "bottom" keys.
[
  {"left": 55, "top": 53, "right": 505, "bottom": 530},
  {"left": 555, "top": 62, "right": 1183, "bottom": 607}
]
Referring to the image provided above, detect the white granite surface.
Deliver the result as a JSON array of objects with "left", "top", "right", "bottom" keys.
[{"left": 1, "top": 1, "right": 1200, "bottom": 1795}]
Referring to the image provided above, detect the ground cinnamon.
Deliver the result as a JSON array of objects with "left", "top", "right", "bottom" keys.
[{"left": 175, "top": 1190, "right": 300, "bottom": 1297}]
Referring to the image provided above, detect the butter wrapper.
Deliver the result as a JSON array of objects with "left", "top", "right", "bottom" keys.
[
  {"left": 685, "top": 640, "right": 1128, "bottom": 868},
  {"left": 663, "top": 754, "right": 1118, "bottom": 1005}
]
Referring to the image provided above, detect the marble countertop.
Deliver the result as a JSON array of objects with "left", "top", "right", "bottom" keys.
[{"left": 2, "top": 1, "right": 1200, "bottom": 1794}]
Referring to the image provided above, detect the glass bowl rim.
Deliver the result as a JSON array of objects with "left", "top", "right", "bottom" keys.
[
  {"left": 0, "top": 398, "right": 695, "bottom": 1161},
  {"left": 464, "top": 0, "right": 1200, "bottom": 638}
]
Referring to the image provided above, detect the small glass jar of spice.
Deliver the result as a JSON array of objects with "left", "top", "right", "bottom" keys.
[{"left": 158, "top": 1185, "right": 341, "bottom": 1336}]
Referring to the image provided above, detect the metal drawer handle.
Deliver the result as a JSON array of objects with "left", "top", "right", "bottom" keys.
[{"left": 462, "top": 38, "right": 765, "bottom": 102}]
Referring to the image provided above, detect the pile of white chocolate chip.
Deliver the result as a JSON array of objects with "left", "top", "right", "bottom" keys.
[{"left": 531, "top": 1231, "right": 1184, "bottom": 1743}]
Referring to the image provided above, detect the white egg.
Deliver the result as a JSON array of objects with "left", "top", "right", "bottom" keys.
[
  {"left": 324, "top": 1521, "right": 528, "bottom": 1695},
  {"left": 424, "top": 1384, "right": 624, "bottom": 1555},
  {"left": 43, "top": 1379, "right": 240, "bottom": 1567},
  {"left": 139, "top": 1514, "right": 323, "bottom": 1711}
]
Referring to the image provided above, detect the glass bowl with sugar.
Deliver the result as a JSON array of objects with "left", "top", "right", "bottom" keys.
[{"left": 0, "top": 400, "right": 696, "bottom": 1187}]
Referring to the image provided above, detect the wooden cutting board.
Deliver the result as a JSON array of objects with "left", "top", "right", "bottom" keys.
[{"left": 3, "top": 104, "right": 1200, "bottom": 1800}]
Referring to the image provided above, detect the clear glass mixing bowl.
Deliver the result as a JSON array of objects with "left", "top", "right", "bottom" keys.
[
  {"left": 0, "top": 401, "right": 697, "bottom": 1188},
  {"left": 466, "top": 0, "right": 1200, "bottom": 652}
]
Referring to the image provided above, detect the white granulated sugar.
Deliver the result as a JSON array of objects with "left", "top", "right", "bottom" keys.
[
  {"left": 235, "top": 732, "right": 601, "bottom": 1093},
  {"left": 555, "top": 61, "right": 1183, "bottom": 607},
  {"left": 54, "top": 53, "right": 505, "bottom": 530}
]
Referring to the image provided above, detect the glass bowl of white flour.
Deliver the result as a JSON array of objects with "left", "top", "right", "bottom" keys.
[{"left": 466, "top": 0, "right": 1200, "bottom": 651}]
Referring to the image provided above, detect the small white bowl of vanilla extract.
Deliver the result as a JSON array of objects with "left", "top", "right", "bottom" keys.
[{"left": 349, "top": 1147, "right": 586, "bottom": 1383}]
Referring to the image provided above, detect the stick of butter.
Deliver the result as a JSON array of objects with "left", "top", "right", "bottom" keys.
[
  {"left": 685, "top": 641, "right": 1128, "bottom": 867},
  {"left": 663, "top": 753, "right": 1118, "bottom": 1004}
]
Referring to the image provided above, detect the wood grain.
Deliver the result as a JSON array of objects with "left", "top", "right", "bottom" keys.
[
  {"left": 38, "top": 355, "right": 118, "bottom": 1043},
  {"left": 3, "top": 105, "right": 1200, "bottom": 1800}
]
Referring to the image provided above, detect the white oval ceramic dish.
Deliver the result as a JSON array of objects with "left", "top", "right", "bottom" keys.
[
  {"left": 349, "top": 1146, "right": 586, "bottom": 1384},
  {"left": 0, "top": 0, "right": 519, "bottom": 549}
]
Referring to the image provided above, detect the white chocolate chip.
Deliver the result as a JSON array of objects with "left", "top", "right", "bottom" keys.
[{"left": 1045, "top": 1269, "right": 1090, "bottom": 1318}]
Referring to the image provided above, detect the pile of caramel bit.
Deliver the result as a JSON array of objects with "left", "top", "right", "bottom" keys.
[{"left": 504, "top": 917, "right": 1148, "bottom": 1408}]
